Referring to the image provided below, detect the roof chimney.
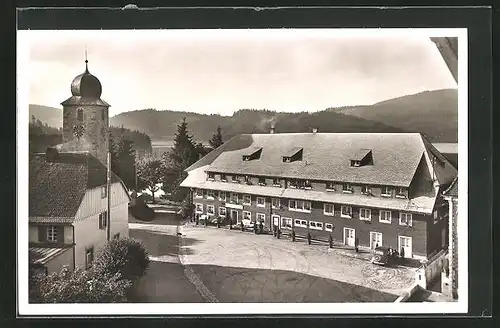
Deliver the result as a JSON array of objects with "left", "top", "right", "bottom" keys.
[
  {"left": 270, "top": 123, "right": 276, "bottom": 134},
  {"left": 312, "top": 127, "right": 318, "bottom": 133}
]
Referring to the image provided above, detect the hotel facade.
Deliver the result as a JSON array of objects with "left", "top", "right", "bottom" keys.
[{"left": 180, "top": 131, "right": 457, "bottom": 261}]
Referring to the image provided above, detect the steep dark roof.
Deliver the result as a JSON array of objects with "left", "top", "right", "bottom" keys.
[
  {"left": 443, "top": 176, "right": 458, "bottom": 197},
  {"left": 29, "top": 152, "right": 122, "bottom": 218},
  {"left": 189, "top": 133, "right": 457, "bottom": 187}
]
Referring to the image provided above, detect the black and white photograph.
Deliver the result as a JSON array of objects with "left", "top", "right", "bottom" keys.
[{"left": 17, "top": 26, "right": 468, "bottom": 315}]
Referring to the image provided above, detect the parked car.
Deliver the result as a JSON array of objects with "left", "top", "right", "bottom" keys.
[{"left": 370, "top": 246, "right": 399, "bottom": 266}]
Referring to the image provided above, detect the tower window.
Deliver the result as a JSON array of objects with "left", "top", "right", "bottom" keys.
[
  {"left": 77, "top": 108, "right": 84, "bottom": 122},
  {"left": 101, "top": 109, "right": 106, "bottom": 120}
]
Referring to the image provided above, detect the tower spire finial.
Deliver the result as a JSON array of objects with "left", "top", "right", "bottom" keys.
[{"left": 85, "top": 47, "right": 88, "bottom": 72}]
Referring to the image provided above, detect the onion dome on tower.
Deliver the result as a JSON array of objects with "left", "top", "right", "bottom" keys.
[{"left": 61, "top": 59, "right": 110, "bottom": 107}]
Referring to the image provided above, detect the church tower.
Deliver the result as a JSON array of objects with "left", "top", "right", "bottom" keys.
[{"left": 61, "top": 58, "right": 110, "bottom": 165}]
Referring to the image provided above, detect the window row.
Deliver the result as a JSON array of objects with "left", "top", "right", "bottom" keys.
[
  {"left": 323, "top": 203, "right": 413, "bottom": 226},
  {"left": 202, "top": 175, "right": 408, "bottom": 198}
]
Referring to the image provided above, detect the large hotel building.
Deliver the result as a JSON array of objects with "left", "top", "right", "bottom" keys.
[{"left": 180, "top": 131, "right": 457, "bottom": 261}]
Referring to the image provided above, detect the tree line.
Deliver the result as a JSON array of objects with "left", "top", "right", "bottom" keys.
[{"left": 136, "top": 118, "right": 224, "bottom": 205}]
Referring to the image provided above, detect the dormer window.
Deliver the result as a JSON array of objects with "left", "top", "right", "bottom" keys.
[
  {"left": 342, "top": 183, "right": 353, "bottom": 193},
  {"left": 381, "top": 186, "right": 392, "bottom": 197},
  {"left": 244, "top": 175, "right": 252, "bottom": 185},
  {"left": 289, "top": 179, "right": 311, "bottom": 190},
  {"left": 396, "top": 187, "right": 407, "bottom": 198},
  {"left": 220, "top": 174, "right": 227, "bottom": 182},
  {"left": 232, "top": 175, "right": 240, "bottom": 183},
  {"left": 258, "top": 177, "right": 266, "bottom": 186},
  {"left": 272, "top": 177, "right": 281, "bottom": 187},
  {"left": 282, "top": 147, "right": 303, "bottom": 162},
  {"left": 207, "top": 172, "right": 215, "bottom": 181},
  {"left": 361, "top": 185, "right": 371, "bottom": 195},
  {"left": 350, "top": 149, "right": 373, "bottom": 167},
  {"left": 326, "top": 182, "right": 336, "bottom": 191},
  {"left": 242, "top": 147, "right": 263, "bottom": 161}
]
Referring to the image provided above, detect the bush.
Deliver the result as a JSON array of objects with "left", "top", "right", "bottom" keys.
[
  {"left": 92, "top": 238, "right": 150, "bottom": 284},
  {"left": 31, "top": 266, "right": 131, "bottom": 303},
  {"left": 130, "top": 203, "right": 155, "bottom": 222}
]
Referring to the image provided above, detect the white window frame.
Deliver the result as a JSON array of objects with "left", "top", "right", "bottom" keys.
[
  {"left": 219, "top": 207, "right": 226, "bottom": 217},
  {"left": 258, "top": 177, "right": 266, "bottom": 186},
  {"left": 195, "top": 203, "right": 203, "bottom": 214},
  {"left": 323, "top": 203, "right": 334, "bottom": 216},
  {"left": 359, "top": 208, "right": 371, "bottom": 221},
  {"left": 396, "top": 187, "right": 407, "bottom": 198},
  {"left": 271, "top": 198, "right": 281, "bottom": 209},
  {"left": 272, "top": 178, "right": 281, "bottom": 187},
  {"left": 99, "top": 211, "right": 108, "bottom": 230},
  {"left": 309, "top": 220, "right": 324, "bottom": 231},
  {"left": 232, "top": 175, "right": 240, "bottom": 183},
  {"left": 256, "top": 197, "right": 266, "bottom": 208},
  {"left": 242, "top": 194, "right": 252, "bottom": 205},
  {"left": 220, "top": 174, "right": 227, "bottom": 182},
  {"left": 207, "top": 205, "right": 215, "bottom": 216},
  {"left": 399, "top": 212, "right": 413, "bottom": 226},
  {"left": 381, "top": 186, "right": 392, "bottom": 197},
  {"left": 85, "top": 246, "right": 94, "bottom": 269},
  {"left": 326, "top": 182, "right": 336, "bottom": 191},
  {"left": 293, "top": 219, "right": 307, "bottom": 228},
  {"left": 243, "top": 211, "right": 252, "bottom": 221},
  {"left": 379, "top": 210, "right": 392, "bottom": 224},
  {"left": 342, "top": 183, "right": 353, "bottom": 194},
  {"left": 281, "top": 217, "right": 293, "bottom": 229},
  {"left": 361, "top": 185, "right": 371, "bottom": 195},
  {"left": 341, "top": 205, "right": 352, "bottom": 218},
  {"left": 325, "top": 223, "right": 334, "bottom": 232},
  {"left": 46, "top": 226, "right": 57, "bottom": 242},
  {"left": 101, "top": 185, "right": 107, "bottom": 198},
  {"left": 207, "top": 190, "right": 215, "bottom": 200},
  {"left": 256, "top": 213, "right": 266, "bottom": 222},
  {"left": 195, "top": 189, "right": 204, "bottom": 198},
  {"left": 433, "top": 209, "right": 439, "bottom": 224},
  {"left": 219, "top": 191, "right": 226, "bottom": 202},
  {"left": 230, "top": 193, "right": 239, "bottom": 204},
  {"left": 207, "top": 172, "right": 215, "bottom": 181},
  {"left": 289, "top": 199, "right": 312, "bottom": 213}
]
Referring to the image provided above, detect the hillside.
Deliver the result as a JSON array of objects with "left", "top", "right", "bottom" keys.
[
  {"left": 29, "top": 88, "right": 458, "bottom": 144},
  {"left": 29, "top": 104, "right": 62, "bottom": 129},
  {"left": 331, "top": 89, "right": 458, "bottom": 143},
  {"left": 110, "top": 108, "right": 405, "bottom": 143}
]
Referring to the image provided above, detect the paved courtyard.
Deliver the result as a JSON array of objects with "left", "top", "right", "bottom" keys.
[{"left": 129, "top": 214, "right": 417, "bottom": 303}]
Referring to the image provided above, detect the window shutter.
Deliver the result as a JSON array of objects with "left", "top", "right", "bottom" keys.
[
  {"left": 38, "top": 226, "right": 46, "bottom": 242},
  {"left": 57, "top": 226, "right": 64, "bottom": 243}
]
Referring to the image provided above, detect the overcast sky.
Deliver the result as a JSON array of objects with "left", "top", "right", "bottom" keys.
[{"left": 25, "top": 29, "right": 457, "bottom": 116}]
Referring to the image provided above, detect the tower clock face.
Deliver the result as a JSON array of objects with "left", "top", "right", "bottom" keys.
[{"left": 72, "top": 124, "right": 85, "bottom": 139}]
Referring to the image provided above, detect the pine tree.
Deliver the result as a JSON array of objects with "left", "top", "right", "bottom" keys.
[
  {"left": 208, "top": 125, "right": 224, "bottom": 150},
  {"left": 163, "top": 118, "right": 204, "bottom": 201}
]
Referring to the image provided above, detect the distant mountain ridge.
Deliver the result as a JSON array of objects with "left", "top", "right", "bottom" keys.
[{"left": 29, "top": 88, "right": 458, "bottom": 143}]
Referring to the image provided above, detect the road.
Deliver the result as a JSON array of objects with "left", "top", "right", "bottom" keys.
[{"left": 129, "top": 214, "right": 416, "bottom": 303}]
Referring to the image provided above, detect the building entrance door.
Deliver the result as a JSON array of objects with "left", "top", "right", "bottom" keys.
[
  {"left": 343, "top": 228, "right": 355, "bottom": 247},
  {"left": 370, "top": 232, "right": 382, "bottom": 249},
  {"left": 231, "top": 210, "right": 239, "bottom": 224},
  {"left": 399, "top": 236, "right": 413, "bottom": 258},
  {"left": 272, "top": 215, "right": 280, "bottom": 229}
]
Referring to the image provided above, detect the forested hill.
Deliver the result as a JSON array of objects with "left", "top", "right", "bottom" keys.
[{"left": 29, "top": 88, "right": 458, "bottom": 144}]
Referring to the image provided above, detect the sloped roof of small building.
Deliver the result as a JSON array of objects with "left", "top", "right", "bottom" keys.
[
  {"left": 186, "top": 133, "right": 457, "bottom": 187},
  {"left": 443, "top": 176, "right": 458, "bottom": 197},
  {"left": 29, "top": 152, "right": 123, "bottom": 218}
]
